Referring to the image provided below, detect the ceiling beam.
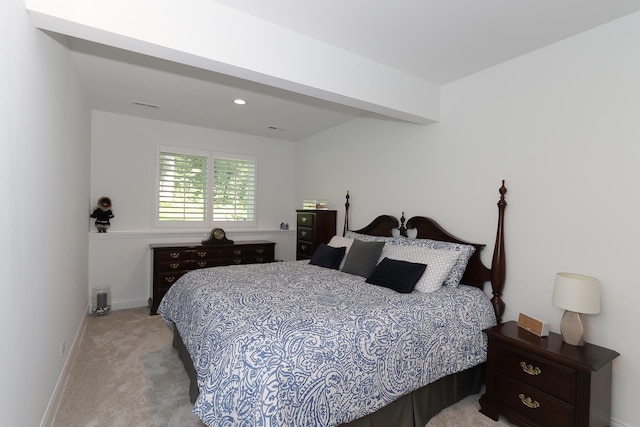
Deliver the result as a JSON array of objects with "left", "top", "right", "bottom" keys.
[{"left": 25, "top": 0, "right": 440, "bottom": 124}]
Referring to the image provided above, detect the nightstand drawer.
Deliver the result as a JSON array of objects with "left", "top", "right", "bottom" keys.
[
  {"left": 496, "top": 343, "right": 576, "bottom": 403},
  {"left": 496, "top": 374, "right": 574, "bottom": 427}
]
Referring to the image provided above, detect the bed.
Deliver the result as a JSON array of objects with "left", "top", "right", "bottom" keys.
[{"left": 158, "top": 181, "right": 507, "bottom": 427}]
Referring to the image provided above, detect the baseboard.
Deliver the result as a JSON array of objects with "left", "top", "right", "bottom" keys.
[
  {"left": 40, "top": 304, "right": 89, "bottom": 427},
  {"left": 86, "top": 297, "right": 149, "bottom": 315},
  {"left": 111, "top": 298, "right": 149, "bottom": 311},
  {"left": 610, "top": 417, "right": 631, "bottom": 427}
]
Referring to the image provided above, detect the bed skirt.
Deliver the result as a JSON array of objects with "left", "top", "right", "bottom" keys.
[{"left": 172, "top": 328, "right": 485, "bottom": 427}]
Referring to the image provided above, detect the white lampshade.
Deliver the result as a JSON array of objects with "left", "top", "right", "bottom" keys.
[{"left": 552, "top": 272, "right": 600, "bottom": 314}]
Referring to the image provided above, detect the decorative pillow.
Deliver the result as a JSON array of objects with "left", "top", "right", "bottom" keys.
[
  {"left": 366, "top": 257, "right": 427, "bottom": 294},
  {"left": 381, "top": 244, "right": 460, "bottom": 293},
  {"left": 393, "top": 237, "right": 475, "bottom": 287},
  {"left": 327, "top": 236, "right": 355, "bottom": 270},
  {"left": 341, "top": 240, "right": 385, "bottom": 277},
  {"left": 309, "top": 244, "right": 346, "bottom": 270},
  {"left": 328, "top": 236, "right": 354, "bottom": 253}
]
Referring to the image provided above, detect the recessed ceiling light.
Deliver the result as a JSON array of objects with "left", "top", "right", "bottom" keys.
[{"left": 233, "top": 99, "right": 247, "bottom": 105}]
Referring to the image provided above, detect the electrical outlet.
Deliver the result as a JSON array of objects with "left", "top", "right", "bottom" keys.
[{"left": 60, "top": 340, "right": 65, "bottom": 357}]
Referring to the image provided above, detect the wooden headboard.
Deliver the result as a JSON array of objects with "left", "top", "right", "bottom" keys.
[{"left": 343, "top": 181, "right": 507, "bottom": 323}]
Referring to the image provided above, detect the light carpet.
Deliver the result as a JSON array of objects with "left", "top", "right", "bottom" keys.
[{"left": 52, "top": 307, "right": 514, "bottom": 427}]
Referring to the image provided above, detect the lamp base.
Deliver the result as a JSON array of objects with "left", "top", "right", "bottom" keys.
[{"left": 560, "top": 310, "right": 585, "bottom": 346}]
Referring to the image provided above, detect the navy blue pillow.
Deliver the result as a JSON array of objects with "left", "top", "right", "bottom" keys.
[
  {"left": 366, "top": 257, "right": 427, "bottom": 293},
  {"left": 309, "top": 244, "right": 346, "bottom": 270}
]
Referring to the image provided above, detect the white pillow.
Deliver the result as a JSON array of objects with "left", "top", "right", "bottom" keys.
[
  {"left": 380, "top": 244, "right": 460, "bottom": 293},
  {"left": 327, "top": 236, "right": 354, "bottom": 270},
  {"left": 392, "top": 236, "right": 476, "bottom": 287}
]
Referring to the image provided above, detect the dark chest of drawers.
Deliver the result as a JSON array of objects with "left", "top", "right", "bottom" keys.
[
  {"left": 149, "top": 240, "right": 275, "bottom": 314},
  {"left": 479, "top": 321, "right": 619, "bottom": 427},
  {"left": 296, "top": 209, "right": 337, "bottom": 260}
]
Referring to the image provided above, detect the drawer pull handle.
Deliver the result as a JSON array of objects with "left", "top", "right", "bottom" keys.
[
  {"left": 169, "top": 252, "right": 180, "bottom": 259},
  {"left": 234, "top": 249, "right": 242, "bottom": 255},
  {"left": 301, "top": 217, "right": 307, "bottom": 222},
  {"left": 256, "top": 248, "right": 264, "bottom": 254},
  {"left": 518, "top": 394, "right": 540, "bottom": 409},
  {"left": 164, "top": 276, "right": 175, "bottom": 283},
  {"left": 169, "top": 263, "right": 180, "bottom": 269},
  {"left": 256, "top": 257, "right": 264, "bottom": 262},
  {"left": 197, "top": 261, "right": 207, "bottom": 267},
  {"left": 197, "top": 251, "right": 207, "bottom": 258},
  {"left": 301, "top": 231, "right": 308, "bottom": 236},
  {"left": 520, "top": 362, "right": 541, "bottom": 376},
  {"left": 301, "top": 245, "right": 307, "bottom": 250},
  {"left": 234, "top": 259, "right": 242, "bottom": 264}
]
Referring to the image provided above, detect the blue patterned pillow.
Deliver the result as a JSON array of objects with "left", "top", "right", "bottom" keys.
[
  {"left": 393, "top": 237, "right": 475, "bottom": 287},
  {"left": 309, "top": 244, "right": 346, "bottom": 270},
  {"left": 344, "top": 231, "right": 399, "bottom": 243},
  {"left": 366, "top": 257, "right": 427, "bottom": 293}
]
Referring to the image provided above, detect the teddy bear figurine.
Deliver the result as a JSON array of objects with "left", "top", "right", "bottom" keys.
[{"left": 91, "top": 197, "right": 114, "bottom": 233}]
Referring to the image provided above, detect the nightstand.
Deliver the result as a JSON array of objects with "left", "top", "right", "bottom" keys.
[{"left": 479, "top": 321, "right": 619, "bottom": 427}]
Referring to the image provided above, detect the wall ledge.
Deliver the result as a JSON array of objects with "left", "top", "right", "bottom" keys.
[{"left": 89, "top": 229, "right": 295, "bottom": 240}]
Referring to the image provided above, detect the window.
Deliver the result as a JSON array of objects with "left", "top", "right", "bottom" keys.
[
  {"left": 156, "top": 146, "right": 256, "bottom": 227},
  {"left": 158, "top": 151, "right": 208, "bottom": 222},
  {"left": 212, "top": 156, "right": 256, "bottom": 222}
]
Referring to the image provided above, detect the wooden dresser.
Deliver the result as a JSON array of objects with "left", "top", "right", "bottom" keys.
[
  {"left": 296, "top": 209, "right": 337, "bottom": 260},
  {"left": 149, "top": 240, "right": 275, "bottom": 314},
  {"left": 479, "top": 321, "right": 619, "bottom": 427}
]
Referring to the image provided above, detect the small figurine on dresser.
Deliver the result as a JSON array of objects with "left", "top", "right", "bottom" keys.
[{"left": 91, "top": 197, "right": 114, "bottom": 233}]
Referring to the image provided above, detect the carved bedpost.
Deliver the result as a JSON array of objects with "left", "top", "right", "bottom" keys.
[
  {"left": 399, "top": 211, "right": 407, "bottom": 235},
  {"left": 490, "top": 181, "right": 507, "bottom": 323},
  {"left": 343, "top": 191, "right": 350, "bottom": 237}
]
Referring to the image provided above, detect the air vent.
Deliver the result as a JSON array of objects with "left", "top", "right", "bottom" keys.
[
  {"left": 268, "top": 126, "right": 285, "bottom": 131},
  {"left": 133, "top": 101, "right": 159, "bottom": 109}
]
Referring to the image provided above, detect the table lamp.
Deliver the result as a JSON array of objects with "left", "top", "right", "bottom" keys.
[{"left": 551, "top": 272, "right": 600, "bottom": 346}]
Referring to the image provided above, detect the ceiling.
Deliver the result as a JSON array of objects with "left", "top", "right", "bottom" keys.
[{"left": 66, "top": 0, "right": 640, "bottom": 141}]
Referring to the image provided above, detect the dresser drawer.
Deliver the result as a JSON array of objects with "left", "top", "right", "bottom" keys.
[
  {"left": 156, "top": 270, "right": 190, "bottom": 288},
  {"left": 297, "top": 241, "right": 314, "bottom": 258},
  {"left": 297, "top": 227, "right": 313, "bottom": 242},
  {"left": 154, "top": 249, "right": 190, "bottom": 262},
  {"left": 243, "top": 254, "right": 272, "bottom": 263},
  {"left": 297, "top": 212, "right": 315, "bottom": 227},
  {"left": 496, "top": 373, "right": 574, "bottom": 427},
  {"left": 496, "top": 343, "right": 576, "bottom": 403},
  {"left": 157, "top": 260, "right": 191, "bottom": 272}
]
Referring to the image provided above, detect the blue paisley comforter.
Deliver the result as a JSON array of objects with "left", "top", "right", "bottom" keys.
[{"left": 158, "top": 261, "right": 496, "bottom": 427}]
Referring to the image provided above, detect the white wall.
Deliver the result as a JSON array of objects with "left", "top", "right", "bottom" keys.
[
  {"left": 1, "top": 0, "right": 91, "bottom": 425},
  {"left": 89, "top": 112, "right": 297, "bottom": 310},
  {"left": 295, "top": 12, "right": 640, "bottom": 427}
]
